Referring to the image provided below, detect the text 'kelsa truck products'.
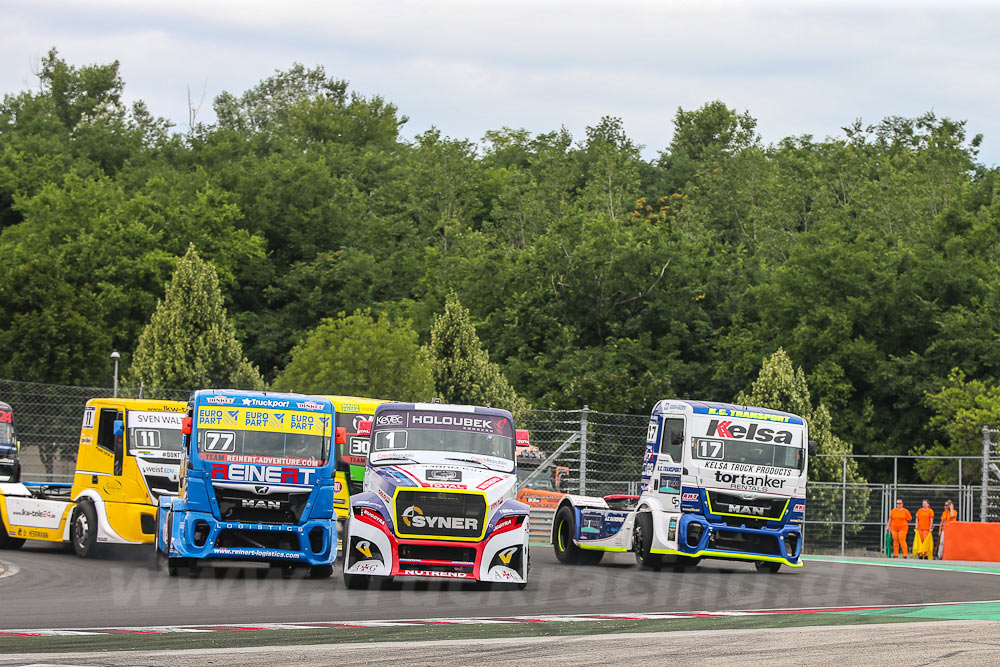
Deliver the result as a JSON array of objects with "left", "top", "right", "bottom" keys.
[
  {"left": 553, "top": 400, "right": 809, "bottom": 573},
  {"left": 0, "top": 398, "right": 186, "bottom": 556},
  {"left": 342, "top": 402, "right": 531, "bottom": 589},
  {"left": 156, "top": 390, "right": 342, "bottom": 578},
  {"left": 0, "top": 401, "right": 20, "bottom": 483}
]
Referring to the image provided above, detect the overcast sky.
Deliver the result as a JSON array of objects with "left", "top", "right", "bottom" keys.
[{"left": 4, "top": 0, "right": 999, "bottom": 165}]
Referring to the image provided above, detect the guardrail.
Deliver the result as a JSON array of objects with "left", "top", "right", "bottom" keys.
[{"left": 529, "top": 507, "right": 555, "bottom": 544}]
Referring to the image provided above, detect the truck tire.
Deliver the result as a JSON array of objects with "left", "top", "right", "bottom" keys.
[
  {"left": 0, "top": 513, "right": 25, "bottom": 550},
  {"left": 70, "top": 500, "right": 99, "bottom": 558},
  {"left": 633, "top": 512, "right": 662, "bottom": 570},
  {"left": 755, "top": 561, "right": 781, "bottom": 573},
  {"left": 343, "top": 570, "right": 372, "bottom": 589},
  {"left": 309, "top": 564, "right": 333, "bottom": 578},
  {"left": 553, "top": 506, "right": 583, "bottom": 564},
  {"left": 672, "top": 555, "right": 701, "bottom": 570}
]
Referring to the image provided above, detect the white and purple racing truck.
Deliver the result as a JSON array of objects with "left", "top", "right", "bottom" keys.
[
  {"left": 553, "top": 400, "right": 810, "bottom": 572},
  {"left": 342, "top": 402, "right": 530, "bottom": 589}
]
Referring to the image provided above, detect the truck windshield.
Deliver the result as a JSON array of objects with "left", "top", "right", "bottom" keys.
[
  {"left": 372, "top": 428, "right": 513, "bottom": 463},
  {"left": 692, "top": 438, "right": 803, "bottom": 471},
  {"left": 198, "top": 428, "right": 329, "bottom": 466},
  {"left": 0, "top": 423, "right": 13, "bottom": 443},
  {"left": 127, "top": 410, "right": 183, "bottom": 457}
]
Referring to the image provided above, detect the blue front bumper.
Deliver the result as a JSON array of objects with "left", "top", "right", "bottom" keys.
[
  {"left": 159, "top": 499, "right": 336, "bottom": 566},
  {"left": 677, "top": 513, "right": 803, "bottom": 566}
]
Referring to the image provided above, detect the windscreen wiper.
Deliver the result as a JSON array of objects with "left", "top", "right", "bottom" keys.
[
  {"left": 371, "top": 454, "right": 421, "bottom": 465},
  {"left": 444, "top": 456, "right": 507, "bottom": 471}
]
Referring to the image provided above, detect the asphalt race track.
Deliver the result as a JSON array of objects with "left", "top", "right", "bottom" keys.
[{"left": 0, "top": 541, "right": 996, "bottom": 630}]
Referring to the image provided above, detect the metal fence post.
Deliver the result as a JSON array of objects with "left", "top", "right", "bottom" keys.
[
  {"left": 893, "top": 456, "right": 898, "bottom": 504},
  {"left": 983, "top": 426, "right": 990, "bottom": 523},
  {"left": 841, "top": 455, "right": 847, "bottom": 556},
  {"left": 580, "top": 405, "right": 589, "bottom": 496}
]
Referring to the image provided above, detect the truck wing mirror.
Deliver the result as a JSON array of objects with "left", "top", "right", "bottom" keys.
[
  {"left": 808, "top": 439, "right": 818, "bottom": 456},
  {"left": 515, "top": 429, "right": 530, "bottom": 447},
  {"left": 181, "top": 417, "right": 192, "bottom": 435},
  {"left": 113, "top": 419, "right": 124, "bottom": 436},
  {"left": 335, "top": 427, "right": 347, "bottom": 445}
]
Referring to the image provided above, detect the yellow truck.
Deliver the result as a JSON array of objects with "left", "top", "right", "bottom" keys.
[
  {"left": 0, "top": 397, "right": 186, "bottom": 556},
  {"left": 323, "top": 395, "right": 387, "bottom": 530}
]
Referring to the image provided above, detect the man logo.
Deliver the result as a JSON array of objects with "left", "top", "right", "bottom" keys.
[
  {"left": 498, "top": 546, "right": 518, "bottom": 565},
  {"left": 241, "top": 498, "right": 281, "bottom": 510},
  {"left": 726, "top": 504, "right": 766, "bottom": 516},
  {"left": 402, "top": 505, "right": 424, "bottom": 527},
  {"left": 356, "top": 540, "right": 373, "bottom": 558},
  {"left": 254, "top": 486, "right": 270, "bottom": 495}
]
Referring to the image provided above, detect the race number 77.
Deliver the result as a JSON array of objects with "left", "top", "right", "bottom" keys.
[
  {"left": 697, "top": 439, "right": 723, "bottom": 459},
  {"left": 204, "top": 430, "right": 236, "bottom": 451}
]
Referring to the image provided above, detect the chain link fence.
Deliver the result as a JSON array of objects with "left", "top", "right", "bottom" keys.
[
  {"left": 3, "top": 378, "right": 999, "bottom": 555},
  {"left": 0, "top": 378, "right": 189, "bottom": 480}
]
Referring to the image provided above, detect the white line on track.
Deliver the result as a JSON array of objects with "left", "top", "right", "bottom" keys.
[
  {"left": 4, "top": 599, "right": 1000, "bottom": 637},
  {"left": 804, "top": 556, "right": 1000, "bottom": 576}
]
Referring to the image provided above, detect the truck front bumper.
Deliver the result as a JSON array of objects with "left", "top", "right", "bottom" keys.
[
  {"left": 161, "top": 506, "right": 336, "bottom": 566},
  {"left": 656, "top": 513, "right": 802, "bottom": 567}
]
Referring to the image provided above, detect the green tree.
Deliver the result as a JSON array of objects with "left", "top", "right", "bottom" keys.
[
  {"left": 272, "top": 310, "right": 433, "bottom": 400},
  {"left": 127, "top": 244, "right": 264, "bottom": 392},
  {"left": 428, "top": 294, "right": 529, "bottom": 419},
  {"left": 0, "top": 257, "right": 110, "bottom": 384},
  {"left": 916, "top": 369, "right": 1000, "bottom": 484}
]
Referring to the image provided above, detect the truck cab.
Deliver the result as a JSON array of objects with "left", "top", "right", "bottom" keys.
[
  {"left": 552, "top": 400, "right": 808, "bottom": 572},
  {"left": 156, "top": 390, "right": 341, "bottom": 577},
  {"left": 342, "top": 402, "right": 530, "bottom": 589},
  {"left": 0, "top": 398, "right": 186, "bottom": 555},
  {"left": 0, "top": 401, "right": 20, "bottom": 483}
]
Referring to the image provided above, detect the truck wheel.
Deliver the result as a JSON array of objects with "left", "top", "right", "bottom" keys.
[
  {"left": 0, "top": 514, "right": 25, "bottom": 550},
  {"left": 755, "top": 561, "right": 781, "bottom": 573},
  {"left": 633, "top": 513, "right": 662, "bottom": 570},
  {"left": 672, "top": 555, "right": 701, "bottom": 571},
  {"left": 553, "top": 506, "right": 582, "bottom": 564},
  {"left": 70, "top": 500, "right": 99, "bottom": 558},
  {"left": 309, "top": 564, "right": 333, "bottom": 578}
]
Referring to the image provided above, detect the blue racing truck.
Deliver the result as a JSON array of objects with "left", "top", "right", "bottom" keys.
[
  {"left": 553, "top": 400, "right": 809, "bottom": 573},
  {"left": 156, "top": 390, "right": 343, "bottom": 578}
]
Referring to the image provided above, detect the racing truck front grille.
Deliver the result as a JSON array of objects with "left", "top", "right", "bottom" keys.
[
  {"left": 706, "top": 491, "right": 787, "bottom": 521},
  {"left": 394, "top": 490, "right": 487, "bottom": 539},
  {"left": 215, "top": 529, "right": 298, "bottom": 551},
  {"left": 709, "top": 530, "right": 781, "bottom": 556},
  {"left": 214, "top": 487, "right": 309, "bottom": 524},
  {"left": 398, "top": 544, "right": 476, "bottom": 564}
]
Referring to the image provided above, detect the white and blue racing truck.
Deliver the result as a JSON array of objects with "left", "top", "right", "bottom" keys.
[{"left": 553, "top": 400, "right": 809, "bottom": 572}]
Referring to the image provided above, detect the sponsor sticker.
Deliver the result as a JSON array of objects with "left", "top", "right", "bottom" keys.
[
  {"left": 204, "top": 395, "right": 236, "bottom": 405},
  {"left": 477, "top": 476, "right": 503, "bottom": 490}
]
